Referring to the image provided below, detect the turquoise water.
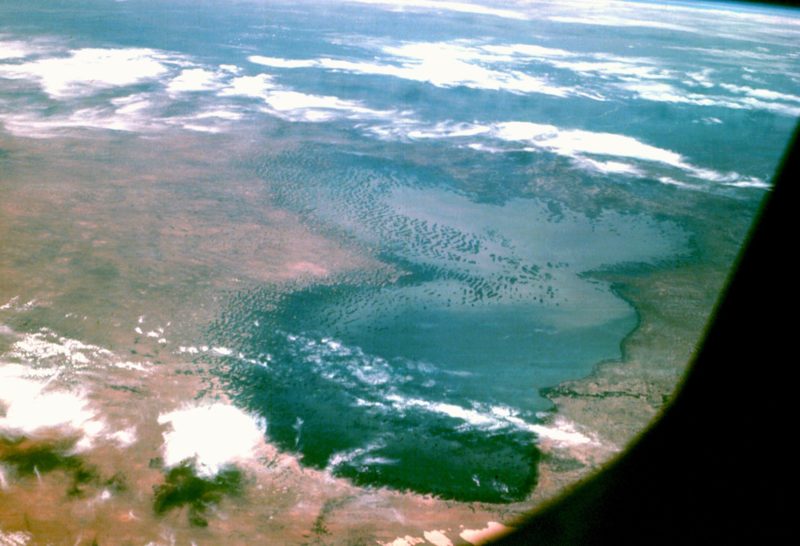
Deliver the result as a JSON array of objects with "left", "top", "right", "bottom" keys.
[
  {"left": 2, "top": 0, "right": 797, "bottom": 502},
  {"left": 210, "top": 142, "right": 692, "bottom": 500}
]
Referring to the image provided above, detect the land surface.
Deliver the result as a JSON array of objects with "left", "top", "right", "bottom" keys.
[{"left": 0, "top": 128, "right": 759, "bottom": 545}]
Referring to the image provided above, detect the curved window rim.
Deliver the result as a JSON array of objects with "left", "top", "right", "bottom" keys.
[{"left": 489, "top": 122, "right": 799, "bottom": 544}]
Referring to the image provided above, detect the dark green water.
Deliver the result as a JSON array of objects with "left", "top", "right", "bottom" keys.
[{"left": 210, "top": 144, "right": 688, "bottom": 501}]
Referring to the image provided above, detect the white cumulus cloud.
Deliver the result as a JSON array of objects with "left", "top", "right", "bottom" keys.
[{"left": 158, "top": 403, "right": 266, "bottom": 477}]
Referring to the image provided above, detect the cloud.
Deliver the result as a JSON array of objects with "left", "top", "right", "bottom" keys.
[
  {"left": 668, "top": 46, "right": 791, "bottom": 64},
  {"left": 250, "top": 41, "right": 576, "bottom": 98},
  {"left": 166, "top": 68, "right": 226, "bottom": 94},
  {"left": 0, "top": 39, "right": 407, "bottom": 136},
  {"left": 478, "top": 43, "right": 575, "bottom": 60},
  {"left": 248, "top": 56, "right": 317, "bottom": 69},
  {"left": 573, "top": 157, "right": 645, "bottom": 177},
  {"left": 374, "top": 119, "right": 685, "bottom": 167},
  {"left": 719, "top": 83, "right": 800, "bottom": 104},
  {"left": 0, "top": 364, "right": 105, "bottom": 451},
  {"left": 622, "top": 81, "right": 800, "bottom": 117},
  {"left": 549, "top": 57, "right": 673, "bottom": 81},
  {"left": 1, "top": 27, "right": 793, "bottom": 179},
  {"left": 221, "top": 73, "right": 402, "bottom": 123},
  {"left": 0, "top": 99, "right": 162, "bottom": 138},
  {"left": 548, "top": 15, "right": 696, "bottom": 33},
  {"left": 0, "top": 48, "right": 183, "bottom": 99},
  {"left": 342, "top": 0, "right": 527, "bottom": 20},
  {"left": 0, "top": 39, "right": 33, "bottom": 60},
  {"left": 491, "top": 121, "right": 685, "bottom": 165},
  {"left": 381, "top": 41, "right": 571, "bottom": 95},
  {"left": 368, "top": 118, "right": 766, "bottom": 187},
  {"left": 490, "top": 121, "right": 766, "bottom": 186},
  {"left": 219, "top": 73, "right": 275, "bottom": 98},
  {"left": 158, "top": 403, "right": 266, "bottom": 477},
  {"left": 384, "top": 394, "right": 600, "bottom": 447}
]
